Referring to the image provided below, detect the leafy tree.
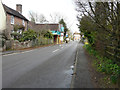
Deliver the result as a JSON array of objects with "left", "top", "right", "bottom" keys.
[
  {"left": 80, "top": 16, "right": 96, "bottom": 45},
  {"left": 75, "top": 1, "right": 120, "bottom": 61},
  {"left": 59, "top": 19, "right": 68, "bottom": 36}
]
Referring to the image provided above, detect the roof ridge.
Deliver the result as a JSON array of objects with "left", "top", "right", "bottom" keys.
[{"left": 3, "top": 4, "right": 28, "bottom": 21}]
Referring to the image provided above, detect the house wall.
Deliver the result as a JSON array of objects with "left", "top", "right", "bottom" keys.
[
  {"left": 74, "top": 34, "right": 81, "bottom": 41},
  {"left": 0, "top": 2, "right": 6, "bottom": 32},
  {"left": 6, "top": 13, "right": 28, "bottom": 39}
]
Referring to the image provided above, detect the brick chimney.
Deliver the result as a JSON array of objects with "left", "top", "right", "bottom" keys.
[{"left": 16, "top": 4, "right": 22, "bottom": 14}]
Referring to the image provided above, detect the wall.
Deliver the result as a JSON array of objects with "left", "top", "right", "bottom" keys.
[
  {"left": 74, "top": 34, "right": 81, "bottom": 41},
  {"left": 0, "top": 1, "right": 6, "bottom": 32},
  {"left": 3, "top": 38, "right": 53, "bottom": 51}
]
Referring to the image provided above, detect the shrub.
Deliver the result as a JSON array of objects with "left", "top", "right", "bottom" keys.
[
  {"left": 19, "top": 29, "right": 37, "bottom": 42},
  {"left": 44, "top": 31, "right": 53, "bottom": 39},
  {"left": 84, "top": 44, "right": 120, "bottom": 84}
]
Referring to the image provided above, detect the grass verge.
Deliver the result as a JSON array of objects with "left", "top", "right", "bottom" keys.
[{"left": 83, "top": 44, "right": 120, "bottom": 88}]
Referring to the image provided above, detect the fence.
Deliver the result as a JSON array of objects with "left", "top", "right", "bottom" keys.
[
  {"left": 3, "top": 37, "right": 53, "bottom": 51},
  {"left": 31, "top": 37, "right": 53, "bottom": 47}
]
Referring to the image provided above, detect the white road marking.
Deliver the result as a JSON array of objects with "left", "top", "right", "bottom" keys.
[
  {"left": 21, "top": 50, "right": 33, "bottom": 53},
  {"left": 3, "top": 50, "right": 34, "bottom": 56},
  {"left": 3, "top": 53, "right": 18, "bottom": 56},
  {"left": 52, "top": 49, "right": 59, "bottom": 53}
]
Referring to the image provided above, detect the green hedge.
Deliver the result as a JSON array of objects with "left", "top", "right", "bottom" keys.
[{"left": 84, "top": 44, "right": 120, "bottom": 84}]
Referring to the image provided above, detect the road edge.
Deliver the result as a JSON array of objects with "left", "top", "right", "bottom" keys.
[
  {"left": 1, "top": 44, "right": 56, "bottom": 56},
  {"left": 70, "top": 43, "right": 79, "bottom": 89}
]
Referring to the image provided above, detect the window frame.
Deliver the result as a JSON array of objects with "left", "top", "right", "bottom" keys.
[
  {"left": 11, "top": 15, "right": 14, "bottom": 24},
  {"left": 22, "top": 20, "right": 25, "bottom": 26}
]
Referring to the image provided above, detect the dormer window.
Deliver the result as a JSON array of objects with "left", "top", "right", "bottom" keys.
[{"left": 11, "top": 15, "right": 14, "bottom": 24}]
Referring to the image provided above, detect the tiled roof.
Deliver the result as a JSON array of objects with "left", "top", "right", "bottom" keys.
[
  {"left": 3, "top": 4, "right": 28, "bottom": 21},
  {"left": 28, "top": 22, "right": 60, "bottom": 32},
  {"left": 35, "top": 24, "right": 59, "bottom": 31}
]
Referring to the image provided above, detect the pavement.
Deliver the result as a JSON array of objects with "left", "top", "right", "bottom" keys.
[
  {"left": 1, "top": 50, "right": 22, "bottom": 55},
  {"left": 71, "top": 43, "right": 95, "bottom": 88},
  {"left": 2, "top": 41, "right": 78, "bottom": 88}
]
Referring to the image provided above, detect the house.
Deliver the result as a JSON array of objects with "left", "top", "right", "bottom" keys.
[
  {"left": 0, "top": 1, "right": 6, "bottom": 51},
  {"left": 73, "top": 32, "right": 81, "bottom": 41},
  {"left": 3, "top": 4, "right": 28, "bottom": 39},
  {"left": 0, "top": 1, "right": 6, "bottom": 32},
  {"left": 28, "top": 22, "right": 64, "bottom": 44}
]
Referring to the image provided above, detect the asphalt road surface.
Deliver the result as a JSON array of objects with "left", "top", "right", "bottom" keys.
[{"left": 2, "top": 41, "right": 78, "bottom": 88}]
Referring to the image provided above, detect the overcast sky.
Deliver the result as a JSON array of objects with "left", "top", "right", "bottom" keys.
[{"left": 2, "top": 0, "right": 79, "bottom": 33}]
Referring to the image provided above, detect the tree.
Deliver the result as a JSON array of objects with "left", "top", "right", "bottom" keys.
[
  {"left": 38, "top": 14, "right": 48, "bottom": 23},
  {"left": 29, "top": 11, "right": 48, "bottom": 23},
  {"left": 49, "top": 13, "right": 65, "bottom": 23},
  {"left": 29, "top": 11, "right": 36, "bottom": 23},
  {"left": 80, "top": 16, "right": 96, "bottom": 45},
  {"left": 75, "top": 0, "right": 120, "bottom": 61},
  {"left": 59, "top": 19, "right": 68, "bottom": 36}
]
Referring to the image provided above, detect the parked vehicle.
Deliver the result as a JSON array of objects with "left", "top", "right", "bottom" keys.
[{"left": 66, "top": 38, "right": 69, "bottom": 43}]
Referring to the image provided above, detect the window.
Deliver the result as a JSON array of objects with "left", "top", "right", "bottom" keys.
[
  {"left": 22, "top": 20, "right": 25, "bottom": 26},
  {"left": 11, "top": 15, "right": 14, "bottom": 24}
]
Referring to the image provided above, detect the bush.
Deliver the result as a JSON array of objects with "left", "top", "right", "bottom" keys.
[
  {"left": 44, "top": 31, "right": 53, "bottom": 39},
  {"left": 19, "top": 29, "right": 37, "bottom": 42},
  {"left": 84, "top": 44, "right": 120, "bottom": 84}
]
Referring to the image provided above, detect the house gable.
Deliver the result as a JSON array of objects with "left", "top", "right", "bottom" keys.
[{"left": 3, "top": 4, "right": 28, "bottom": 21}]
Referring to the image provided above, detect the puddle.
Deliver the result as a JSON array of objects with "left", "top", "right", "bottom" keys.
[{"left": 63, "top": 66, "right": 75, "bottom": 88}]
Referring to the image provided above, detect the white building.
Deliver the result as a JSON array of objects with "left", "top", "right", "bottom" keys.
[
  {"left": 73, "top": 32, "right": 81, "bottom": 41},
  {"left": 0, "top": 0, "right": 6, "bottom": 32}
]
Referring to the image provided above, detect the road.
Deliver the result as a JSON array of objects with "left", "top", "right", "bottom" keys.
[{"left": 2, "top": 41, "right": 78, "bottom": 88}]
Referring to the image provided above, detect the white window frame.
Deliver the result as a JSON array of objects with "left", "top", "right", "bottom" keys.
[
  {"left": 11, "top": 15, "right": 14, "bottom": 24},
  {"left": 22, "top": 20, "right": 25, "bottom": 26}
]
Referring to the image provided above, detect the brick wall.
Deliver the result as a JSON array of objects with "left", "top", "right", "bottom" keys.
[{"left": 6, "top": 13, "right": 28, "bottom": 39}]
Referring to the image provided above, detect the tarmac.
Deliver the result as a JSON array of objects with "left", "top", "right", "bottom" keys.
[{"left": 71, "top": 42, "right": 95, "bottom": 88}]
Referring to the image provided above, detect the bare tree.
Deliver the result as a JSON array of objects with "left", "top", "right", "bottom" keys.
[
  {"left": 38, "top": 14, "right": 48, "bottom": 23},
  {"left": 29, "top": 11, "right": 48, "bottom": 23},
  {"left": 29, "top": 11, "right": 36, "bottom": 23},
  {"left": 49, "top": 12, "right": 66, "bottom": 23}
]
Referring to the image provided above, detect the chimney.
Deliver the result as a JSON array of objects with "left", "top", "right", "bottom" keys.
[{"left": 16, "top": 4, "right": 22, "bottom": 14}]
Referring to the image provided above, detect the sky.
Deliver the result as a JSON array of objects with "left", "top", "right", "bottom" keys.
[{"left": 2, "top": 0, "right": 80, "bottom": 33}]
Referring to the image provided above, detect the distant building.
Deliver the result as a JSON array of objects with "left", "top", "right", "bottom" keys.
[
  {"left": 28, "top": 22, "right": 64, "bottom": 44},
  {"left": 73, "top": 32, "right": 81, "bottom": 41},
  {"left": 3, "top": 4, "right": 28, "bottom": 39}
]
